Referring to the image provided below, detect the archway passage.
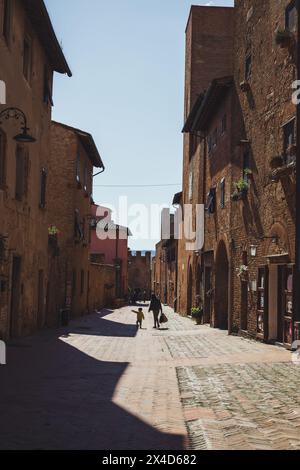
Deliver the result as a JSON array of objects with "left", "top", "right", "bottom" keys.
[
  {"left": 215, "top": 241, "right": 229, "bottom": 331},
  {"left": 187, "top": 266, "right": 193, "bottom": 316}
]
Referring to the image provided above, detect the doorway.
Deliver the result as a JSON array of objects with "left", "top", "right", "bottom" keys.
[
  {"left": 204, "top": 266, "right": 212, "bottom": 324},
  {"left": 187, "top": 265, "right": 193, "bottom": 316},
  {"left": 10, "top": 256, "right": 21, "bottom": 338},
  {"left": 240, "top": 281, "right": 248, "bottom": 331},
  {"left": 215, "top": 241, "right": 229, "bottom": 330}
]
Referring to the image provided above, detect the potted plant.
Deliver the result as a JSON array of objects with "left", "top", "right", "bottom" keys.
[
  {"left": 236, "top": 265, "right": 249, "bottom": 281},
  {"left": 270, "top": 155, "right": 284, "bottom": 169},
  {"left": 191, "top": 307, "right": 204, "bottom": 325},
  {"left": 275, "top": 29, "right": 295, "bottom": 48},
  {"left": 235, "top": 179, "right": 249, "bottom": 199},
  {"left": 48, "top": 225, "right": 59, "bottom": 243}
]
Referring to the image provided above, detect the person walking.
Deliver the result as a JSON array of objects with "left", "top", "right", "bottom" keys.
[
  {"left": 132, "top": 308, "right": 145, "bottom": 329},
  {"left": 149, "top": 294, "right": 162, "bottom": 329}
]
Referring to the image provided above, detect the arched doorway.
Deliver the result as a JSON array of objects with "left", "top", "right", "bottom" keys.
[
  {"left": 187, "top": 265, "right": 193, "bottom": 316},
  {"left": 215, "top": 241, "right": 229, "bottom": 330}
]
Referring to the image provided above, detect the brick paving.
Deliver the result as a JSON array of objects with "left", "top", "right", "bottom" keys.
[{"left": 0, "top": 305, "right": 298, "bottom": 450}]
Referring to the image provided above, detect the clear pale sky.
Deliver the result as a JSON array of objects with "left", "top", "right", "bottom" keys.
[{"left": 45, "top": 0, "right": 233, "bottom": 251}]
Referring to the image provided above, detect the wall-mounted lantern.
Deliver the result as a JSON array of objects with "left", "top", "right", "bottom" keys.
[
  {"left": 0, "top": 107, "right": 36, "bottom": 143},
  {"left": 250, "top": 245, "right": 257, "bottom": 257}
]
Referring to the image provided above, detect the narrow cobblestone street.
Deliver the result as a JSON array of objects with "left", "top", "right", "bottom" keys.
[{"left": 0, "top": 305, "right": 299, "bottom": 450}]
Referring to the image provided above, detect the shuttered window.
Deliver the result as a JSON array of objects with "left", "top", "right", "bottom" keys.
[
  {"left": 15, "top": 146, "right": 29, "bottom": 201},
  {"left": 220, "top": 178, "right": 225, "bottom": 209},
  {"left": 39, "top": 168, "right": 47, "bottom": 208}
]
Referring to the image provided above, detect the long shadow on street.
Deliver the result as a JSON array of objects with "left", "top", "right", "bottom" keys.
[{"left": 0, "top": 312, "right": 184, "bottom": 450}]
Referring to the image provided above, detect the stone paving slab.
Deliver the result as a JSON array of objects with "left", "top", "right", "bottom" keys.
[
  {"left": 0, "top": 304, "right": 296, "bottom": 450},
  {"left": 177, "top": 363, "right": 300, "bottom": 450}
]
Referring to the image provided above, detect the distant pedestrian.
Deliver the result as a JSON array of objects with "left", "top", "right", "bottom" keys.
[
  {"left": 132, "top": 308, "right": 145, "bottom": 329},
  {"left": 149, "top": 294, "right": 163, "bottom": 329},
  {"left": 143, "top": 290, "right": 147, "bottom": 303}
]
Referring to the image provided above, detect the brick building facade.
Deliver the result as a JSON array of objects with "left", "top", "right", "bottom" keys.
[
  {"left": 47, "top": 121, "right": 105, "bottom": 321},
  {"left": 152, "top": 212, "right": 178, "bottom": 308},
  {"left": 173, "top": 1, "right": 299, "bottom": 347},
  {"left": 176, "top": 5, "right": 235, "bottom": 320},
  {"left": 128, "top": 251, "right": 152, "bottom": 299},
  {"left": 0, "top": 0, "right": 71, "bottom": 339},
  {"left": 90, "top": 203, "right": 130, "bottom": 299}
]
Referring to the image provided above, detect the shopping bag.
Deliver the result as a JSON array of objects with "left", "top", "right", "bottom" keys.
[{"left": 160, "top": 313, "right": 168, "bottom": 324}]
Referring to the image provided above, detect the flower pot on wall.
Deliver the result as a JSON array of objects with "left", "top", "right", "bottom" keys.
[{"left": 240, "top": 81, "right": 250, "bottom": 93}]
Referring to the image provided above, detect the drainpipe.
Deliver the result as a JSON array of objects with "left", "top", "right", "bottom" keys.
[{"left": 295, "top": 1, "right": 300, "bottom": 327}]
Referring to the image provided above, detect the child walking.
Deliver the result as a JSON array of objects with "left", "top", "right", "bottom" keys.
[{"left": 132, "top": 308, "right": 145, "bottom": 329}]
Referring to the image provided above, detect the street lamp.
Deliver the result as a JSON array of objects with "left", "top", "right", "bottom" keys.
[{"left": 0, "top": 107, "right": 36, "bottom": 143}]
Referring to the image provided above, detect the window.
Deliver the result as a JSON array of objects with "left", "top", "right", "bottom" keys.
[
  {"left": 188, "top": 170, "right": 193, "bottom": 201},
  {"left": 283, "top": 119, "right": 296, "bottom": 164},
  {"left": 206, "top": 188, "right": 216, "bottom": 215},
  {"left": 221, "top": 115, "right": 227, "bottom": 135},
  {"left": 0, "top": 130, "right": 6, "bottom": 188},
  {"left": 39, "top": 168, "right": 47, "bottom": 208},
  {"left": 243, "top": 151, "right": 250, "bottom": 181},
  {"left": 220, "top": 178, "right": 225, "bottom": 209},
  {"left": 15, "top": 146, "right": 29, "bottom": 201},
  {"left": 76, "top": 151, "right": 81, "bottom": 182},
  {"left": 212, "top": 128, "right": 218, "bottom": 148},
  {"left": 245, "top": 55, "right": 252, "bottom": 81},
  {"left": 189, "top": 133, "right": 197, "bottom": 161},
  {"left": 208, "top": 135, "right": 212, "bottom": 154},
  {"left": 2, "top": 0, "right": 12, "bottom": 44},
  {"left": 23, "top": 35, "right": 32, "bottom": 83},
  {"left": 74, "top": 209, "right": 84, "bottom": 240},
  {"left": 84, "top": 164, "right": 89, "bottom": 193},
  {"left": 286, "top": 1, "right": 297, "bottom": 32},
  {"left": 80, "top": 270, "right": 85, "bottom": 295},
  {"left": 43, "top": 66, "right": 53, "bottom": 106}
]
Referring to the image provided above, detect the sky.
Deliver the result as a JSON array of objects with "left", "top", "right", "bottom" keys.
[{"left": 45, "top": 0, "right": 233, "bottom": 251}]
